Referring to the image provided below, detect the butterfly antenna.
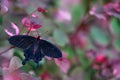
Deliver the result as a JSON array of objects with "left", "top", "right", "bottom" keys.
[
  {"left": 36, "top": 30, "right": 48, "bottom": 36},
  {"left": 36, "top": 30, "right": 40, "bottom": 36}
]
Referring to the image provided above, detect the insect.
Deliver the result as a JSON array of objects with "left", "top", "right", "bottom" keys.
[{"left": 8, "top": 35, "right": 62, "bottom": 67}]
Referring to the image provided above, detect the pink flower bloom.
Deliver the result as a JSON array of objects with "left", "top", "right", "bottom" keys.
[
  {"left": 4, "top": 22, "right": 19, "bottom": 36},
  {"left": 21, "top": 0, "right": 28, "bottom": 6},
  {"left": 86, "top": 49, "right": 97, "bottom": 61},
  {"left": 111, "top": 59, "right": 120, "bottom": 78},
  {"left": 113, "top": 64, "right": 120, "bottom": 78},
  {"left": 0, "top": 4, "right": 8, "bottom": 15},
  {"left": 0, "top": 0, "right": 10, "bottom": 15},
  {"left": 70, "top": 32, "right": 88, "bottom": 48},
  {"left": 60, "top": 0, "right": 80, "bottom": 6},
  {"left": 54, "top": 52, "right": 70, "bottom": 73},
  {"left": 104, "top": 2, "right": 120, "bottom": 19},
  {"left": 104, "top": 3, "right": 115, "bottom": 15},
  {"left": 40, "top": 72, "right": 52, "bottom": 80},
  {"left": 21, "top": 17, "right": 42, "bottom": 31},
  {"left": 94, "top": 54, "right": 108, "bottom": 64},
  {"left": 114, "top": 2, "right": 120, "bottom": 12},
  {"left": 92, "top": 54, "right": 108, "bottom": 70},
  {"left": 37, "top": 7, "right": 47, "bottom": 13}
]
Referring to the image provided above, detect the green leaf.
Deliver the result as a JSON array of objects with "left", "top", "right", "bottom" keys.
[
  {"left": 70, "top": 67, "right": 85, "bottom": 80},
  {"left": 90, "top": 27, "right": 110, "bottom": 46},
  {"left": 0, "top": 16, "right": 2, "bottom": 25},
  {"left": 84, "top": 69, "right": 96, "bottom": 80},
  {"left": 14, "top": 49, "right": 24, "bottom": 60},
  {"left": 71, "top": 3, "right": 85, "bottom": 25},
  {"left": 53, "top": 29, "right": 69, "bottom": 47},
  {"left": 0, "top": 25, "right": 7, "bottom": 40},
  {"left": 113, "top": 39, "right": 120, "bottom": 52},
  {"left": 110, "top": 18, "right": 120, "bottom": 36},
  {"left": 75, "top": 48, "right": 90, "bottom": 69},
  {"left": 62, "top": 45, "right": 75, "bottom": 58}
]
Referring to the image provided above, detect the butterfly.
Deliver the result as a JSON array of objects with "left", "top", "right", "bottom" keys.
[{"left": 8, "top": 35, "right": 62, "bottom": 67}]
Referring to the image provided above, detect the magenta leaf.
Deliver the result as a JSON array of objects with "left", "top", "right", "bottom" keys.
[
  {"left": 4, "top": 22, "right": 19, "bottom": 36},
  {"left": 54, "top": 52, "right": 70, "bottom": 73},
  {"left": 89, "top": 6, "right": 106, "bottom": 20},
  {"left": 104, "top": 2, "right": 120, "bottom": 19}
]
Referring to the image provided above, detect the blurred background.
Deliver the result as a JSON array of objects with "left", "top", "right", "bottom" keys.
[{"left": 0, "top": 0, "right": 120, "bottom": 80}]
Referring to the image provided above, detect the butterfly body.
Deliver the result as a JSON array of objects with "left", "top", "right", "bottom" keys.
[{"left": 8, "top": 35, "right": 62, "bottom": 67}]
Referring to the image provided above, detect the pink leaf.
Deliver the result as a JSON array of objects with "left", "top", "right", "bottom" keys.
[
  {"left": 54, "top": 52, "right": 70, "bottom": 73},
  {"left": 4, "top": 22, "right": 19, "bottom": 36},
  {"left": 2, "top": 67, "right": 33, "bottom": 80},
  {"left": 2, "top": 68, "right": 21, "bottom": 80}
]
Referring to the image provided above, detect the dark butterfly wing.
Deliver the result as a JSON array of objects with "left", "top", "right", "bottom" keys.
[
  {"left": 8, "top": 35, "right": 36, "bottom": 49},
  {"left": 39, "top": 39, "right": 62, "bottom": 58}
]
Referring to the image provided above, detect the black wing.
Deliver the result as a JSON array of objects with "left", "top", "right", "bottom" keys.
[
  {"left": 39, "top": 39, "right": 62, "bottom": 58},
  {"left": 8, "top": 35, "right": 36, "bottom": 49}
]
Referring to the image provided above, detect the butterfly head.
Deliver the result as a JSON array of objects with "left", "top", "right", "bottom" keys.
[{"left": 34, "top": 36, "right": 41, "bottom": 40}]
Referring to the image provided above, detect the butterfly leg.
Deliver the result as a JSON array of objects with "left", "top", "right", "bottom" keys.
[
  {"left": 22, "top": 58, "right": 28, "bottom": 65},
  {"left": 35, "top": 60, "right": 40, "bottom": 68},
  {"left": 33, "top": 49, "right": 45, "bottom": 67}
]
